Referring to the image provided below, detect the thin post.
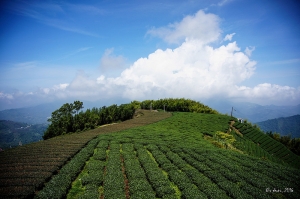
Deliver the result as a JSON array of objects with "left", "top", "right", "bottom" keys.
[{"left": 231, "top": 107, "right": 236, "bottom": 117}]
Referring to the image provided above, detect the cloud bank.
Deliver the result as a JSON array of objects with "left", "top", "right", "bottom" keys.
[{"left": 1, "top": 9, "right": 299, "bottom": 110}]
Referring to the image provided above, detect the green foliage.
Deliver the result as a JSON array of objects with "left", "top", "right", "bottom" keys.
[
  {"left": 266, "top": 132, "right": 300, "bottom": 155},
  {"left": 213, "top": 131, "right": 236, "bottom": 148},
  {"left": 256, "top": 115, "right": 300, "bottom": 138},
  {"left": 0, "top": 120, "right": 47, "bottom": 149},
  {"left": 4, "top": 102, "right": 300, "bottom": 199},
  {"left": 137, "top": 148, "right": 176, "bottom": 198},
  {"left": 137, "top": 98, "right": 218, "bottom": 113},
  {"left": 103, "top": 141, "right": 126, "bottom": 199},
  {"left": 233, "top": 120, "right": 300, "bottom": 167},
  {"left": 35, "top": 111, "right": 300, "bottom": 198},
  {"left": 35, "top": 139, "right": 98, "bottom": 199},
  {"left": 43, "top": 101, "right": 135, "bottom": 139}
]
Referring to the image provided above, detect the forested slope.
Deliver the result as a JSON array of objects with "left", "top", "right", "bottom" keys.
[
  {"left": 0, "top": 120, "right": 47, "bottom": 149},
  {"left": 256, "top": 115, "right": 300, "bottom": 138}
]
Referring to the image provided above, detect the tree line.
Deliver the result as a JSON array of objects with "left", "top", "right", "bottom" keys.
[
  {"left": 43, "top": 101, "right": 135, "bottom": 139},
  {"left": 134, "top": 98, "right": 218, "bottom": 114},
  {"left": 266, "top": 131, "right": 300, "bottom": 156}
]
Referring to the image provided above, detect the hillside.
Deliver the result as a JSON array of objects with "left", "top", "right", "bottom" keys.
[
  {"left": 2, "top": 99, "right": 299, "bottom": 125},
  {"left": 0, "top": 109, "right": 299, "bottom": 198},
  {"left": 0, "top": 102, "right": 62, "bottom": 124},
  {"left": 255, "top": 115, "right": 300, "bottom": 138},
  {"left": 205, "top": 100, "right": 300, "bottom": 123},
  {"left": 0, "top": 120, "right": 47, "bottom": 150}
]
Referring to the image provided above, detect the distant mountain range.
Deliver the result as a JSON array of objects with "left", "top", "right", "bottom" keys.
[
  {"left": 0, "top": 120, "right": 48, "bottom": 149},
  {"left": 204, "top": 100, "right": 300, "bottom": 123},
  {"left": 255, "top": 115, "right": 300, "bottom": 138},
  {"left": 0, "top": 102, "right": 63, "bottom": 124}
]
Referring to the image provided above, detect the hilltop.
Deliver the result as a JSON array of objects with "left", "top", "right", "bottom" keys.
[{"left": 0, "top": 99, "right": 299, "bottom": 199}]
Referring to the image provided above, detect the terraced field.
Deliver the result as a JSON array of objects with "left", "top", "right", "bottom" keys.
[
  {"left": 1, "top": 111, "right": 299, "bottom": 199},
  {"left": 232, "top": 120, "right": 300, "bottom": 168},
  {"left": 0, "top": 110, "right": 171, "bottom": 198}
]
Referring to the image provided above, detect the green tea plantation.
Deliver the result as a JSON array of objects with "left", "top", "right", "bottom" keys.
[{"left": 1, "top": 111, "right": 299, "bottom": 199}]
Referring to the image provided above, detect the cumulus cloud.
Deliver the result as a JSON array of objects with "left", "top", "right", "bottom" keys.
[
  {"left": 109, "top": 40, "right": 256, "bottom": 100},
  {"left": 147, "top": 10, "right": 221, "bottom": 44}
]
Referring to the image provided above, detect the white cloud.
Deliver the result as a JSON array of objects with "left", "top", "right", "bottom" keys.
[
  {"left": 245, "top": 46, "right": 255, "bottom": 57},
  {"left": 223, "top": 33, "right": 236, "bottom": 41},
  {"left": 100, "top": 48, "right": 127, "bottom": 73},
  {"left": 12, "top": 61, "right": 38, "bottom": 71},
  {"left": 217, "top": 0, "right": 234, "bottom": 6},
  {"left": 98, "top": 39, "right": 256, "bottom": 101},
  {"left": 232, "top": 84, "right": 300, "bottom": 105},
  {"left": 147, "top": 10, "right": 221, "bottom": 44},
  {"left": 0, "top": 92, "right": 14, "bottom": 100}
]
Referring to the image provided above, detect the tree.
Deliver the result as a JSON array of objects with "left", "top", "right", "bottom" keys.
[{"left": 43, "top": 101, "right": 83, "bottom": 139}]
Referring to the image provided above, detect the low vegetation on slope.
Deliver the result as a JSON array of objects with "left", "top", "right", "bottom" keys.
[
  {"left": 232, "top": 119, "right": 300, "bottom": 168},
  {"left": 36, "top": 112, "right": 299, "bottom": 199},
  {"left": 1, "top": 99, "right": 299, "bottom": 199},
  {"left": 0, "top": 110, "right": 171, "bottom": 198}
]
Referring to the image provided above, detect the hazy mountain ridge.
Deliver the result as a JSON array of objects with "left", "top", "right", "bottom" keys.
[
  {"left": 0, "top": 100, "right": 125, "bottom": 124},
  {"left": 0, "top": 120, "right": 48, "bottom": 149},
  {"left": 255, "top": 115, "right": 300, "bottom": 138},
  {"left": 204, "top": 100, "right": 300, "bottom": 123}
]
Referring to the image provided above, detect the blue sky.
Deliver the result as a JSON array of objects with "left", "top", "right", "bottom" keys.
[{"left": 0, "top": 0, "right": 299, "bottom": 110}]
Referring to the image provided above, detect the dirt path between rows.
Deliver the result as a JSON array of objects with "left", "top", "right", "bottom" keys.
[{"left": 229, "top": 120, "right": 244, "bottom": 137}]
